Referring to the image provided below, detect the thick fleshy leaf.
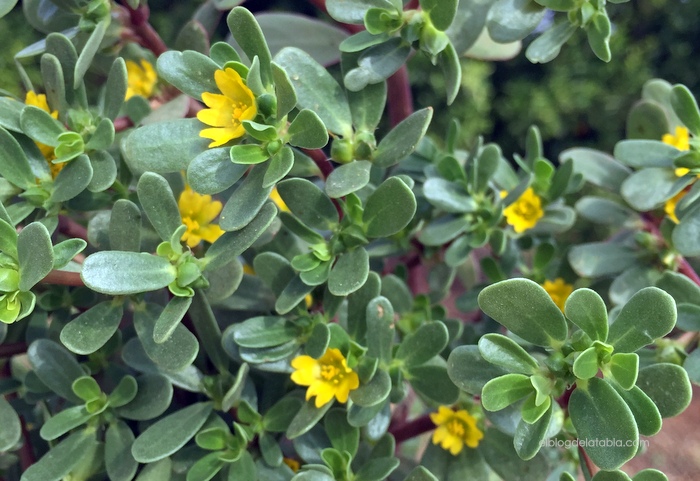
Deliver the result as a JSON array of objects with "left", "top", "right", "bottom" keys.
[
  {"left": 0, "top": 396, "right": 21, "bottom": 451},
  {"left": 137, "top": 172, "right": 182, "bottom": 242},
  {"left": 564, "top": 288, "right": 608, "bottom": 341},
  {"left": 18, "top": 221, "right": 54, "bottom": 291},
  {"left": 60, "top": 300, "right": 124, "bottom": 355},
  {"left": 636, "top": 363, "right": 692, "bottom": 418},
  {"left": 478, "top": 278, "right": 568, "bottom": 347},
  {"left": 373, "top": 108, "right": 433, "bottom": 168},
  {"left": 21, "top": 430, "right": 98, "bottom": 481},
  {"left": 328, "top": 247, "right": 369, "bottom": 296},
  {"left": 277, "top": 178, "right": 338, "bottom": 230},
  {"left": 363, "top": 177, "right": 416, "bottom": 238},
  {"left": 28, "top": 339, "right": 84, "bottom": 404},
  {"left": 82, "top": 251, "right": 176, "bottom": 295},
  {"left": 131, "top": 402, "right": 213, "bottom": 462},
  {"left": 478, "top": 333, "right": 539, "bottom": 375}
]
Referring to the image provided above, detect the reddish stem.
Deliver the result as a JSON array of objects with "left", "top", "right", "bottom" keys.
[
  {"left": 678, "top": 257, "right": 700, "bottom": 287},
  {"left": 113, "top": 116, "right": 134, "bottom": 132},
  {"left": 389, "top": 413, "right": 434, "bottom": 444},
  {"left": 0, "top": 342, "right": 27, "bottom": 358},
  {"left": 303, "top": 148, "right": 335, "bottom": 180},
  {"left": 121, "top": 2, "right": 168, "bottom": 56},
  {"left": 58, "top": 215, "right": 88, "bottom": 242},
  {"left": 578, "top": 444, "right": 597, "bottom": 478},
  {"left": 41, "top": 271, "right": 85, "bottom": 287},
  {"left": 387, "top": 65, "right": 414, "bottom": 127}
]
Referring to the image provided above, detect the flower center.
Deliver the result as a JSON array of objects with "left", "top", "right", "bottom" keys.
[
  {"left": 446, "top": 418, "right": 466, "bottom": 437},
  {"left": 231, "top": 101, "right": 248, "bottom": 125},
  {"left": 514, "top": 199, "right": 538, "bottom": 220},
  {"left": 320, "top": 361, "right": 346, "bottom": 384},
  {"left": 183, "top": 216, "right": 201, "bottom": 233}
]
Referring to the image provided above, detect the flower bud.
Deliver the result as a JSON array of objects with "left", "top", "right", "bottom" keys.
[{"left": 331, "top": 138, "right": 354, "bottom": 164}]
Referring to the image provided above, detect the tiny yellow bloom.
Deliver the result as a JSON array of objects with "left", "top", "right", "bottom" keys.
[
  {"left": 270, "top": 187, "right": 290, "bottom": 213},
  {"left": 662, "top": 126, "right": 692, "bottom": 176},
  {"left": 24, "top": 91, "right": 63, "bottom": 178},
  {"left": 125, "top": 59, "right": 157, "bottom": 100},
  {"left": 197, "top": 68, "right": 257, "bottom": 148},
  {"left": 664, "top": 189, "right": 687, "bottom": 224},
  {"left": 178, "top": 186, "right": 225, "bottom": 247},
  {"left": 501, "top": 187, "right": 544, "bottom": 233},
  {"left": 283, "top": 458, "right": 301, "bottom": 473},
  {"left": 290, "top": 348, "right": 360, "bottom": 408},
  {"left": 542, "top": 278, "right": 574, "bottom": 312},
  {"left": 430, "top": 406, "right": 484, "bottom": 455}
]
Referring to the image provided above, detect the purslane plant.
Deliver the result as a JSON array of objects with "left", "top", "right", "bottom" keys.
[{"left": 0, "top": 1, "right": 696, "bottom": 481}]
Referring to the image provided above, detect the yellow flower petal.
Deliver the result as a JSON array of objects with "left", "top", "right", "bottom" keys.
[
  {"left": 541, "top": 278, "right": 574, "bottom": 312},
  {"left": 178, "top": 186, "right": 224, "bottom": 247},
  {"left": 125, "top": 59, "right": 158, "bottom": 100},
  {"left": 430, "top": 406, "right": 483, "bottom": 455},
  {"left": 290, "top": 348, "right": 360, "bottom": 408},
  {"left": 502, "top": 187, "right": 544, "bottom": 233}
]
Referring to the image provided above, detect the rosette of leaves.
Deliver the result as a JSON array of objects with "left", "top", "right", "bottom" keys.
[
  {"left": 447, "top": 278, "right": 692, "bottom": 473},
  {"left": 122, "top": 8, "right": 329, "bottom": 232},
  {"left": 418, "top": 125, "right": 578, "bottom": 268},
  {"left": 0, "top": 32, "right": 127, "bottom": 215}
]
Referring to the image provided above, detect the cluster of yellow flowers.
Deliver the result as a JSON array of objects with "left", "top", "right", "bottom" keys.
[
  {"left": 662, "top": 126, "right": 693, "bottom": 223},
  {"left": 501, "top": 187, "right": 544, "bottom": 234}
]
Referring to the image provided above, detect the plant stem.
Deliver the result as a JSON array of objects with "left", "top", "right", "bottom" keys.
[
  {"left": 41, "top": 270, "right": 84, "bottom": 286},
  {"left": 389, "top": 413, "right": 434, "bottom": 444},
  {"left": 113, "top": 116, "right": 134, "bottom": 132},
  {"left": 387, "top": 65, "right": 414, "bottom": 127},
  {"left": 303, "top": 148, "right": 335, "bottom": 180},
  {"left": 678, "top": 256, "right": 700, "bottom": 286},
  {"left": 58, "top": 215, "right": 88, "bottom": 242},
  {"left": 121, "top": 2, "right": 168, "bottom": 56},
  {"left": 578, "top": 444, "right": 597, "bottom": 480},
  {"left": 0, "top": 342, "right": 27, "bottom": 358}
]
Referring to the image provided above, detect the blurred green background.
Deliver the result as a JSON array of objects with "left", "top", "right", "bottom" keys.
[{"left": 2, "top": 0, "right": 698, "bottom": 158}]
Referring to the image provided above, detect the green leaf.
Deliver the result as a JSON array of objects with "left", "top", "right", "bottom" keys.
[
  {"left": 326, "top": 0, "right": 396, "bottom": 23},
  {"left": 672, "top": 204, "right": 700, "bottom": 256},
  {"left": 123, "top": 119, "right": 209, "bottom": 174},
  {"left": 621, "top": 168, "right": 682, "bottom": 211},
  {"left": 569, "top": 377, "right": 638, "bottom": 470},
  {"left": 17, "top": 222, "right": 53, "bottom": 291},
  {"left": 586, "top": 11, "right": 611, "bottom": 62},
  {"left": 286, "top": 398, "right": 333, "bottom": 439},
  {"left": 526, "top": 21, "right": 577, "bottom": 64},
  {"left": 632, "top": 470, "right": 668, "bottom": 481},
  {"left": 366, "top": 296, "right": 394, "bottom": 364},
  {"left": 423, "top": 178, "right": 477, "bottom": 214},
  {"left": 350, "top": 369, "right": 391, "bottom": 407},
  {"left": 591, "top": 471, "right": 632, "bottom": 481},
  {"left": 325, "top": 408, "right": 360, "bottom": 457},
  {"left": 132, "top": 402, "right": 213, "bottom": 463},
  {"left": 568, "top": 242, "right": 638, "bottom": 277},
  {"left": 0, "top": 0, "right": 18, "bottom": 18},
  {"left": 573, "top": 347, "right": 599, "bottom": 380},
  {"left": 109, "top": 375, "right": 138, "bottom": 408},
  {"left": 478, "top": 333, "right": 540, "bottom": 375},
  {"left": 656, "top": 271, "right": 700, "bottom": 305},
  {"left": 613, "top": 140, "right": 677, "bottom": 168},
  {"left": 20, "top": 105, "right": 64, "bottom": 147},
  {"left": 230, "top": 144, "right": 270, "bottom": 165},
  {"left": 153, "top": 296, "right": 193, "bottom": 344},
  {"left": 263, "top": 396, "right": 304, "bottom": 432},
  {"left": 447, "top": 345, "right": 509, "bottom": 395},
  {"left": 439, "top": 41, "right": 461, "bottom": 105},
  {"left": 275, "top": 274, "right": 314, "bottom": 314},
  {"left": 396, "top": 322, "right": 449, "bottom": 368},
  {"left": 21, "top": 430, "right": 98, "bottom": 481},
  {"left": 275, "top": 47, "right": 353, "bottom": 136},
  {"left": 137, "top": 172, "right": 182, "bottom": 242},
  {"left": 219, "top": 164, "right": 273, "bottom": 231},
  {"left": 264, "top": 146, "right": 295, "bottom": 188},
  {"left": 608, "top": 352, "right": 639, "bottom": 390},
  {"left": 82, "top": 251, "right": 176, "bottom": 295},
  {"left": 481, "top": 373, "right": 534, "bottom": 411},
  {"left": 559, "top": 148, "right": 630, "bottom": 191},
  {"left": 514, "top": 401, "right": 552, "bottom": 460},
  {"left": 607, "top": 287, "right": 676, "bottom": 353},
  {"left": 348, "top": 81, "right": 386, "bottom": 131},
  {"left": 363, "top": 177, "right": 416, "bottom": 238},
  {"left": 156, "top": 49, "right": 219, "bottom": 102},
  {"left": 610, "top": 384, "right": 661, "bottom": 436},
  {"left": 277, "top": 178, "right": 338, "bottom": 230},
  {"left": 408, "top": 361, "right": 460, "bottom": 405},
  {"left": 487, "top": 0, "right": 545, "bottom": 43},
  {"left": 328, "top": 247, "right": 369, "bottom": 296},
  {"left": 109, "top": 199, "right": 141, "bottom": 252},
  {"left": 478, "top": 278, "right": 568, "bottom": 347},
  {"left": 105, "top": 420, "right": 138, "bottom": 481},
  {"left": 116, "top": 374, "right": 173, "bottom": 421},
  {"left": 74, "top": 19, "right": 108, "bottom": 88},
  {"left": 40, "top": 405, "right": 93, "bottom": 441},
  {"left": 344, "top": 38, "right": 411, "bottom": 92},
  {"left": 0, "top": 126, "right": 38, "bottom": 188},
  {"left": 325, "top": 160, "right": 372, "bottom": 198},
  {"left": 404, "top": 466, "right": 439, "bottom": 481},
  {"left": 373, "top": 108, "right": 433, "bottom": 168},
  {"left": 0, "top": 396, "right": 21, "bottom": 451},
  {"left": 575, "top": 196, "right": 635, "bottom": 226},
  {"left": 230, "top": 316, "right": 300, "bottom": 348},
  {"left": 87, "top": 150, "right": 117, "bottom": 192},
  {"left": 288, "top": 109, "right": 329, "bottom": 149},
  {"left": 134, "top": 304, "right": 199, "bottom": 372},
  {"left": 50, "top": 154, "right": 93, "bottom": 202},
  {"left": 188, "top": 148, "right": 247, "bottom": 195},
  {"left": 228, "top": 7, "right": 273, "bottom": 86},
  {"left": 134, "top": 458, "right": 172, "bottom": 481},
  {"left": 636, "top": 363, "right": 692, "bottom": 418},
  {"left": 671, "top": 84, "right": 700, "bottom": 136},
  {"left": 354, "top": 457, "right": 400, "bottom": 481},
  {"left": 28, "top": 339, "right": 84, "bottom": 404},
  {"left": 479, "top": 427, "right": 550, "bottom": 481},
  {"left": 60, "top": 300, "right": 124, "bottom": 355},
  {"left": 564, "top": 288, "right": 608, "bottom": 342},
  {"left": 103, "top": 57, "right": 127, "bottom": 120}
]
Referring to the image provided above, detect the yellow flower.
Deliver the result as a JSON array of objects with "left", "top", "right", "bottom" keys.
[
  {"left": 197, "top": 68, "right": 257, "bottom": 148},
  {"left": 290, "top": 348, "right": 360, "bottom": 408},
  {"left": 178, "top": 186, "right": 225, "bottom": 247},
  {"left": 664, "top": 189, "right": 687, "bottom": 224},
  {"left": 283, "top": 458, "right": 301, "bottom": 473},
  {"left": 25, "top": 91, "right": 63, "bottom": 178},
  {"left": 125, "top": 59, "right": 157, "bottom": 100},
  {"left": 501, "top": 187, "right": 544, "bottom": 233},
  {"left": 270, "top": 187, "right": 290, "bottom": 212},
  {"left": 662, "top": 126, "right": 692, "bottom": 176},
  {"left": 542, "top": 278, "right": 574, "bottom": 312},
  {"left": 430, "top": 406, "right": 484, "bottom": 455}
]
